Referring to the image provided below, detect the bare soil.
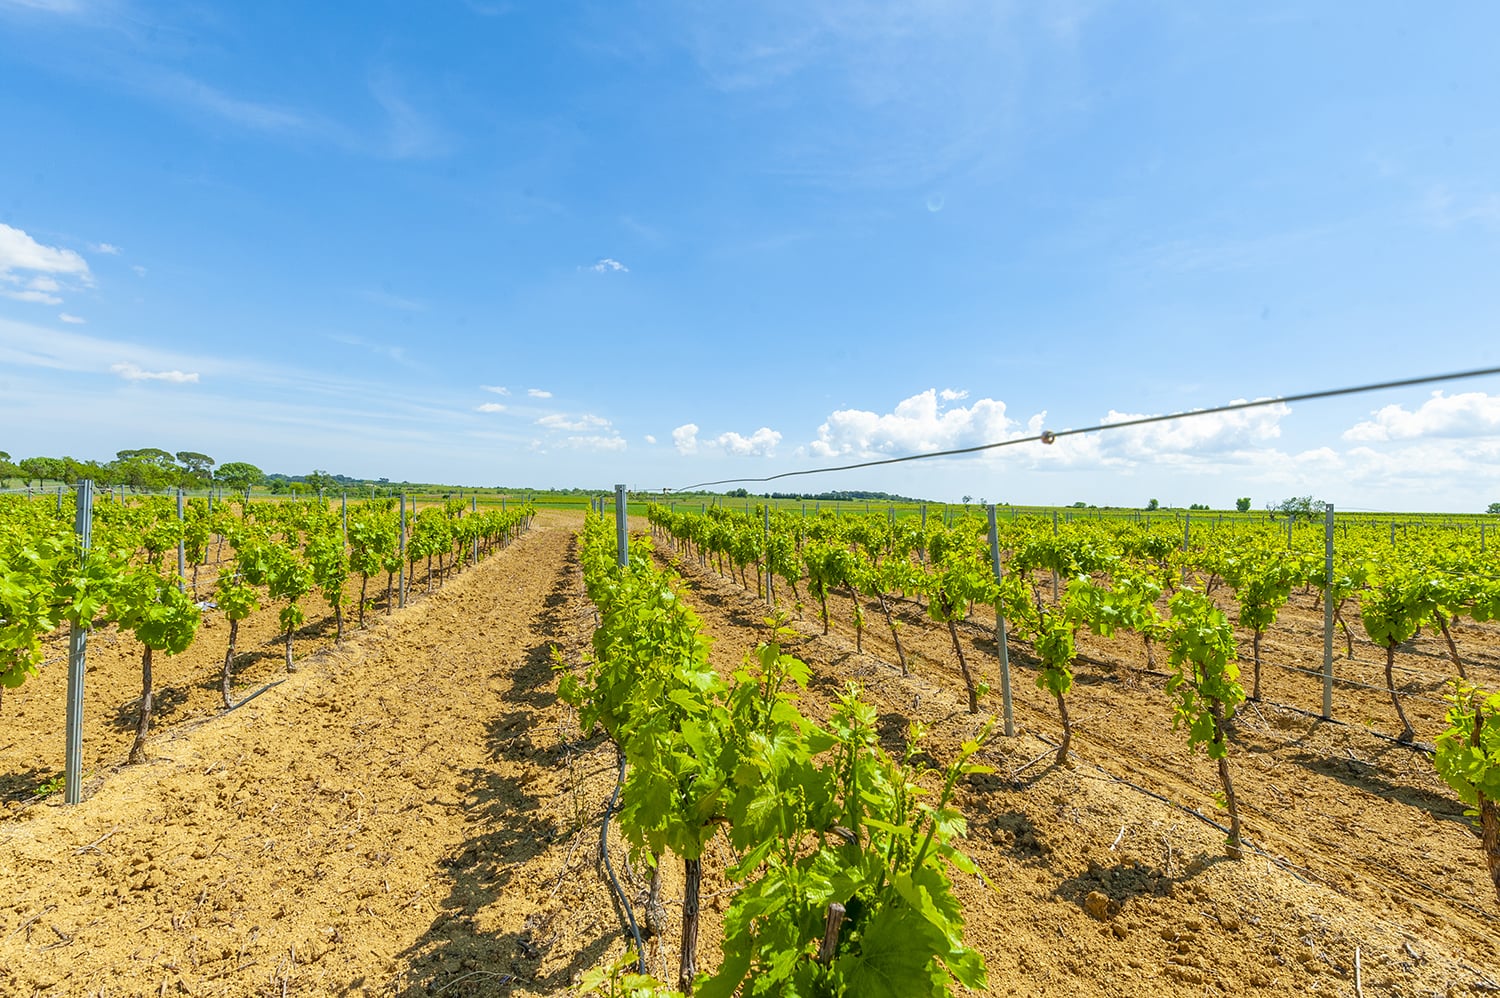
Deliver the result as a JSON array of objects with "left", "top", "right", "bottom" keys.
[{"left": 1, "top": 512, "right": 1497, "bottom": 997}]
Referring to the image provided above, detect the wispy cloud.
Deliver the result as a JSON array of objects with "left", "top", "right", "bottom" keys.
[
  {"left": 481, "top": 385, "right": 510, "bottom": 396},
  {"left": 369, "top": 68, "right": 451, "bottom": 159},
  {"left": 527, "top": 388, "right": 552, "bottom": 399},
  {"left": 1419, "top": 185, "right": 1500, "bottom": 230},
  {"left": 58, "top": 313, "right": 86, "bottom": 324},
  {"left": 358, "top": 288, "right": 426, "bottom": 311},
  {"left": 587, "top": 257, "right": 629, "bottom": 273},
  {"left": 111, "top": 362, "right": 200, "bottom": 384},
  {"left": 330, "top": 333, "right": 411, "bottom": 366},
  {"left": 476, "top": 402, "right": 507, "bottom": 413},
  {"left": 91, "top": 242, "right": 122, "bottom": 255},
  {"left": 537, "top": 413, "right": 611, "bottom": 432},
  {"left": 2, "top": 289, "right": 64, "bottom": 305}
]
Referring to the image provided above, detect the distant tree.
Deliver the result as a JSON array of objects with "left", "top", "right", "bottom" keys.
[
  {"left": 962, "top": 494, "right": 973, "bottom": 504},
  {"left": 1489, "top": 502, "right": 1500, "bottom": 515},
  {"left": 1189, "top": 503, "right": 1210, "bottom": 511},
  {"left": 1271, "top": 495, "right": 1327, "bottom": 522},
  {"left": 1236, "top": 497, "right": 1252, "bottom": 512},
  {"left": 304, "top": 470, "right": 336, "bottom": 495},
  {"left": 175, "top": 451, "right": 215, "bottom": 480},
  {"left": 216, "top": 462, "right": 265, "bottom": 492},
  {"left": 1146, "top": 498, "right": 1160, "bottom": 511},
  {"left": 18, "top": 456, "right": 65, "bottom": 487},
  {"left": 1071, "top": 501, "right": 1087, "bottom": 508},
  {"left": 0, "top": 452, "right": 15, "bottom": 484},
  {"left": 116, "top": 448, "right": 177, "bottom": 468}
]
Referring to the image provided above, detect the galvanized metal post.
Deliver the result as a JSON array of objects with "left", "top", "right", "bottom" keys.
[
  {"left": 472, "top": 496, "right": 478, "bottom": 564},
  {"left": 176, "top": 488, "right": 186, "bottom": 591},
  {"left": 1322, "top": 504, "right": 1335, "bottom": 720},
  {"left": 64, "top": 480, "right": 93, "bottom": 805},
  {"left": 615, "top": 484, "right": 629, "bottom": 568},
  {"left": 56, "top": 485, "right": 62, "bottom": 512},
  {"left": 398, "top": 495, "right": 407, "bottom": 608},
  {"left": 1182, "top": 511, "right": 1190, "bottom": 586},
  {"left": 764, "top": 502, "right": 773, "bottom": 607},
  {"left": 341, "top": 492, "right": 347, "bottom": 543},
  {"left": 1051, "top": 510, "right": 1060, "bottom": 602},
  {"left": 987, "top": 506, "right": 1015, "bottom": 737}
]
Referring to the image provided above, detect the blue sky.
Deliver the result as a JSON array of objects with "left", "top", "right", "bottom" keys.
[{"left": 3, "top": 1, "right": 1499, "bottom": 511}]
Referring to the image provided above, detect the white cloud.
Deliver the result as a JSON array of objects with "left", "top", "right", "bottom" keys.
[
  {"left": 810, "top": 389, "right": 1017, "bottom": 458},
  {"left": 588, "top": 258, "right": 629, "bottom": 273},
  {"left": 476, "top": 402, "right": 507, "bottom": 413},
  {"left": 58, "top": 313, "right": 85, "bottom": 324},
  {"left": 92, "top": 243, "right": 122, "bottom": 255},
  {"left": 527, "top": 388, "right": 552, "bottom": 398},
  {"left": 132, "top": 265, "right": 147, "bottom": 277},
  {"left": 559, "top": 434, "right": 628, "bottom": 452},
  {"left": 0, "top": 223, "right": 91, "bottom": 278},
  {"left": 644, "top": 434, "right": 657, "bottom": 445},
  {"left": 1343, "top": 391, "right": 1500, "bottom": 442},
  {"left": 2, "top": 289, "right": 63, "bottom": 305},
  {"left": 715, "top": 427, "right": 782, "bottom": 456},
  {"left": 671, "top": 421, "right": 781, "bottom": 457},
  {"left": 1098, "top": 401, "right": 1289, "bottom": 457},
  {"left": 111, "top": 362, "right": 200, "bottom": 384},
  {"left": 939, "top": 388, "right": 968, "bottom": 401},
  {"left": 537, "top": 413, "right": 611, "bottom": 432},
  {"left": 481, "top": 385, "right": 510, "bottom": 395},
  {"left": 27, "top": 276, "right": 61, "bottom": 292}
]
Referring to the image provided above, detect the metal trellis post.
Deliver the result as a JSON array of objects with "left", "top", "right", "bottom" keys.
[
  {"left": 988, "top": 505, "right": 1015, "bottom": 737},
  {"left": 64, "top": 480, "right": 93, "bottom": 805}
]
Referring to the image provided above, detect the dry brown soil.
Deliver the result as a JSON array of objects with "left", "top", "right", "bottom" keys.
[{"left": 2, "top": 511, "right": 1497, "bottom": 997}]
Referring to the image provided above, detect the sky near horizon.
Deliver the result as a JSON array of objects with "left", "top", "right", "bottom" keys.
[{"left": 3, "top": 1, "right": 1499, "bottom": 511}]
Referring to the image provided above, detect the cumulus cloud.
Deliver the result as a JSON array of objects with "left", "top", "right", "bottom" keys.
[
  {"left": 939, "top": 388, "right": 968, "bottom": 401},
  {"left": 716, "top": 427, "right": 782, "bottom": 456},
  {"left": 111, "top": 362, "right": 199, "bottom": 384},
  {"left": 92, "top": 242, "right": 122, "bottom": 255},
  {"left": 58, "top": 313, "right": 85, "bottom": 324},
  {"left": 1343, "top": 391, "right": 1500, "bottom": 442},
  {"left": 481, "top": 385, "right": 510, "bottom": 395},
  {"left": 810, "top": 389, "right": 1017, "bottom": 458},
  {"left": 588, "top": 257, "right": 628, "bottom": 273},
  {"left": 0, "top": 223, "right": 91, "bottom": 278},
  {"left": 527, "top": 388, "right": 552, "bottom": 399},
  {"left": 672, "top": 422, "right": 781, "bottom": 457},
  {"left": 1097, "top": 401, "right": 1290, "bottom": 457},
  {"left": 644, "top": 434, "right": 657, "bottom": 445},
  {"left": 537, "top": 413, "right": 611, "bottom": 432},
  {"left": 476, "top": 402, "right": 507, "bottom": 413}
]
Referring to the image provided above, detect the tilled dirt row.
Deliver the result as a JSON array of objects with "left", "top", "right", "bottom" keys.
[
  {"left": 0, "top": 513, "right": 636, "bottom": 998},
  {"left": 649, "top": 525, "right": 1500, "bottom": 996}
]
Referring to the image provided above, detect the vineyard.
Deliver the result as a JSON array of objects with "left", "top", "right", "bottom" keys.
[{"left": 1, "top": 492, "right": 1498, "bottom": 996}]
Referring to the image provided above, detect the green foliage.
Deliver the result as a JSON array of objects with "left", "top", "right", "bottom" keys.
[
  {"left": 1434, "top": 684, "right": 1500, "bottom": 813},
  {"left": 1164, "top": 589, "right": 1243, "bottom": 759},
  {"left": 111, "top": 566, "right": 200, "bottom": 655}
]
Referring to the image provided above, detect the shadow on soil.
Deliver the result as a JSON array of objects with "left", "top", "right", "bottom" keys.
[{"left": 380, "top": 535, "right": 620, "bottom": 998}]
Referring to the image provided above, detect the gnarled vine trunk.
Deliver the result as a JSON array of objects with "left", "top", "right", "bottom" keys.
[{"left": 128, "top": 646, "right": 154, "bottom": 764}]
